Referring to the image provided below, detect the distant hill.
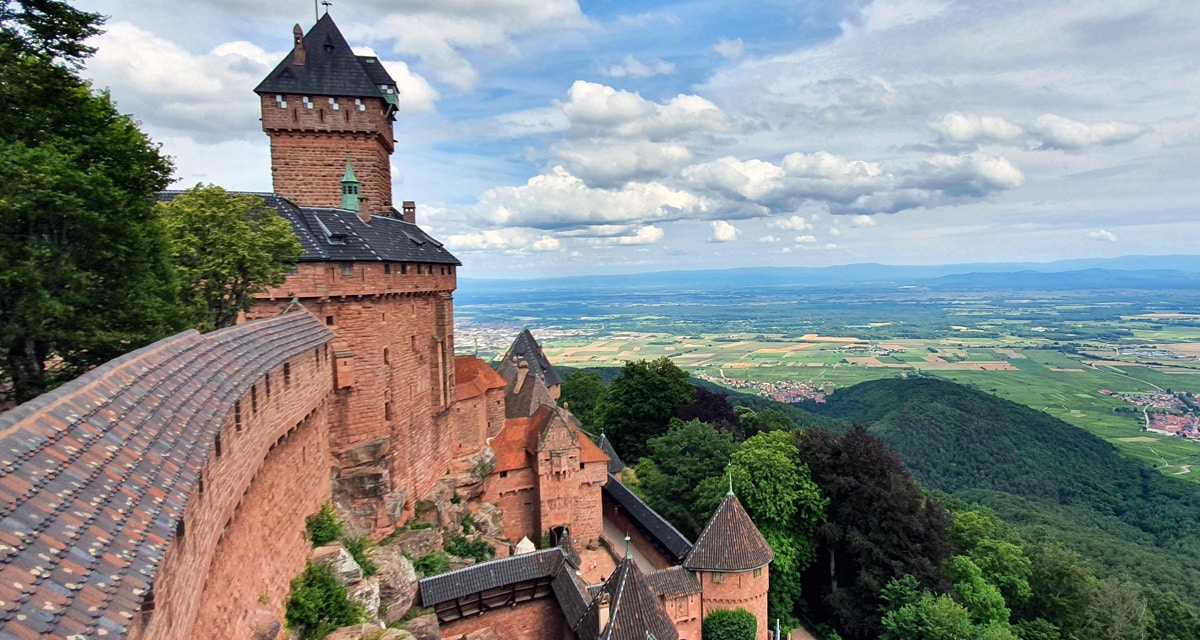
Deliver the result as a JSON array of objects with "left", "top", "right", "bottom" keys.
[
  {"left": 458, "top": 255, "right": 1200, "bottom": 300},
  {"left": 801, "top": 377, "right": 1200, "bottom": 604}
]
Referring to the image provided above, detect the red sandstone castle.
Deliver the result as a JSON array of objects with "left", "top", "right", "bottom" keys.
[{"left": 0, "top": 15, "right": 772, "bottom": 640}]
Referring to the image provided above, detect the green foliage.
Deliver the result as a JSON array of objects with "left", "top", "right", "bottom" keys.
[
  {"left": 461, "top": 514, "right": 475, "bottom": 533},
  {"left": 948, "top": 556, "right": 1010, "bottom": 626},
  {"left": 306, "top": 503, "right": 344, "bottom": 547},
  {"left": 413, "top": 552, "right": 451, "bottom": 577},
  {"left": 701, "top": 608, "right": 758, "bottom": 640},
  {"left": 735, "top": 407, "right": 797, "bottom": 438},
  {"left": 593, "top": 357, "right": 695, "bottom": 460},
  {"left": 0, "top": 5, "right": 183, "bottom": 403},
  {"left": 342, "top": 535, "right": 378, "bottom": 578},
  {"left": 284, "top": 562, "right": 364, "bottom": 639},
  {"left": 158, "top": 184, "right": 301, "bottom": 330},
  {"left": 445, "top": 536, "right": 495, "bottom": 563},
  {"left": 881, "top": 577, "right": 1018, "bottom": 640},
  {"left": 560, "top": 369, "right": 607, "bottom": 427},
  {"left": 635, "top": 418, "right": 736, "bottom": 538}
]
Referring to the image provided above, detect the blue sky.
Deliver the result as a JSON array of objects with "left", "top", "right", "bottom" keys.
[{"left": 82, "top": 0, "right": 1199, "bottom": 278}]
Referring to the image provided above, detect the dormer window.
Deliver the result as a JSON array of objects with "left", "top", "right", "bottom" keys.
[
  {"left": 329, "top": 97, "right": 340, "bottom": 110},
  {"left": 355, "top": 98, "right": 366, "bottom": 112},
  {"left": 302, "top": 96, "right": 314, "bottom": 109},
  {"left": 276, "top": 95, "right": 287, "bottom": 108}
]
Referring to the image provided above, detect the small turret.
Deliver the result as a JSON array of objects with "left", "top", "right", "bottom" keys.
[
  {"left": 341, "top": 159, "right": 361, "bottom": 217},
  {"left": 686, "top": 490, "right": 773, "bottom": 639}
]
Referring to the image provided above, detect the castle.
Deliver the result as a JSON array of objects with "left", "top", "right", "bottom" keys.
[{"left": 0, "top": 15, "right": 771, "bottom": 640}]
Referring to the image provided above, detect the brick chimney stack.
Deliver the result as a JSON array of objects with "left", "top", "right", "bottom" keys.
[
  {"left": 291, "top": 24, "right": 305, "bottom": 65},
  {"left": 402, "top": 200, "right": 416, "bottom": 224}
]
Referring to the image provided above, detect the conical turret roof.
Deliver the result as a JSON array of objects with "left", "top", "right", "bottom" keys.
[
  {"left": 497, "top": 329, "right": 562, "bottom": 387},
  {"left": 255, "top": 14, "right": 398, "bottom": 101},
  {"left": 577, "top": 556, "right": 678, "bottom": 640},
  {"left": 683, "top": 492, "right": 773, "bottom": 572}
]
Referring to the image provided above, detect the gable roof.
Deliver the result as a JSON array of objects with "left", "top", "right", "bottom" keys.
[
  {"left": 0, "top": 311, "right": 333, "bottom": 639},
  {"left": 683, "top": 492, "right": 774, "bottom": 572},
  {"left": 577, "top": 557, "right": 679, "bottom": 640},
  {"left": 602, "top": 474, "right": 693, "bottom": 563},
  {"left": 644, "top": 566, "right": 701, "bottom": 599},
  {"left": 497, "top": 329, "right": 562, "bottom": 388},
  {"left": 596, "top": 433, "right": 625, "bottom": 474},
  {"left": 454, "top": 356, "right": 506, "bottom": 401},
  {"left": 418, "top": 547, "right": 566, "bottom": 607},
  {"left": 502, "top": 366, "right": 556, "bottom": 419},
  {"left": 157, "top": 192, "right": 460, "bottom": 266},
  {"left": 255, "top": 14, "right": 397, "bottom": 103}
]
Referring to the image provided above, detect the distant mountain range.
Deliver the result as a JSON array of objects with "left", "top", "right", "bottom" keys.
[{"left": 458, "top": 255, "right": 1200, "bottom": 299}]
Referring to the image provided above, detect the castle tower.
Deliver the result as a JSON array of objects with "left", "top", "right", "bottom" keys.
[
  {"left": 255, "top": 15, "right": 398, "bottom": 220},
  {"left": 684, "top": 489, "right": 774, "bottom": 639}
]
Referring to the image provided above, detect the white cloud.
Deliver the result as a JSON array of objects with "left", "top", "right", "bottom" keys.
[
  {"left": 553, "top": 141, "right": 692, "bottom": 187},
  {"left": 378, "top": 59, "right": 440, "bottom": 113},
  {"left": 601, "top": 55, "right": 676, "bottom": 78},
  {"left": 851, "top": 215, "right": 876, "bottom": 227},
  {"left": 931, "top": 112, "right": 1023, "bottom": 144},
  {"left": 683, "top": 157, "right": 784, "bottom": 201},
  {"left": 710, "top": 220, "right": 740, "bottom": 242},
  {"left": 1088, "top": 229, "right": 1117, "bottom": 242},
  {"left": 829, "top": 227, "right": 843, "bottom": 236},
  {"left": 1033, "top": 114, "right": 1146, "bottom": 150},
  {"left": 759, "top": 235, "right": 782, "bottom": 243},
  {"left": 561, "top": 81, "right": 726, "bottom": 140},
  {"left": 713, "top": 37, "right": 744, "bottom": 59},
  {"left": 617, "top": 225, "right": 665, "bottom": 245},
  {"left": 478, "top": 166, "right": 707, "bottom": 229},
  {"left": 532, "top": 235, "right": 562, "bottom": 251},
  {"left": 769, "top": 215, "right": 813, "bottom": 231},
  {"left": 795, "top": 234, "right": 817, "bottom": 243},
  {"left": 825, "top": 243, "right": 839, "bottom": 250}
]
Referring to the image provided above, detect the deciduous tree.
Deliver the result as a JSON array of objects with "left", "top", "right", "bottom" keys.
[
  {"left": 159, "top": 185, "right": 301, "bottom": 330},
  {"left": 560, "top": 369, "right": 606, "bottom": 427},
  {"left": 593, "top": 357, "right": 693, "bottom": 460},
  {"left": 635, "top": 418, "right": 736, "bottom": 538}
]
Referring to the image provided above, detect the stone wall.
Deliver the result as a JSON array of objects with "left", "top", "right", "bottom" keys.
[
  {"left": 602, "top": 497, "right": 675, "bottom": 571},
  {"left": 137, "top": 344, "right": 333, "bottom": 640},
  {"left": 697, "top": 568, "right": 771, "bottom": 640},
  {"left": 438, "top": 596, "right": 570, "bottom": 640},
  {"left": 662, "top": 593, "right": 701, "bottom": 640},
  {"left": 261, "top": 93, "right": 394, "bottom": 216}
]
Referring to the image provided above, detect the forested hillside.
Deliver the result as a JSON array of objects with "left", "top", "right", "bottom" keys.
[{"left": 803, "top": 377, "right": 1200, "bottom": 602}]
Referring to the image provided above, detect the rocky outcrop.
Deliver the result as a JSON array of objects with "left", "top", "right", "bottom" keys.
[
  {"left": 348, "top": 576, "right": 381, "bottom": 622},
  {"left": 368, "top": 545, "right": 419, "bottom": 624},
  {"left": 324, "top": 623, "right": 385, "bottom": 640},
  {"left": 404, "top": 613, "right": 442, "bottom": 640},
  {"left": 470, "top": 503, "right": 504, "bottom": 538},
  {"left": 388, "top": 528, "right": 442, "bottom": 560},
  {"left": 460, "top": 628, "right": 500, "bottom": 640},
  {"left": 311, "top": 544, "right": 363, "bottom": 584},
  {"left": 248, "top": 606, "right": 281, "bottom": 640}
]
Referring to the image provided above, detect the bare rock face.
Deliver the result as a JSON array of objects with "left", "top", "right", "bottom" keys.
[
  {"left": 404, "top": 613, "right": 442, "bottom": 640},
  {"left": 311, "top": 544, "right": 364, "bottom": 585},
  {"left": 469, "top": 503, "right": 504, "bottom": 537},
  {"left": 379, "top": 630, "right": 417, "bottom": 640},
  {"left": 248, "top": 605, "right": 280, "bottom": 640},
  {"left": 447, "top": 555, "right": 476, "bottom": 571},
  {"left": 348, "top": 576, "right": 381, "bottom": 622},
  {"left": 324, "top": 623, "right": 384, "bottom": 640},
  {"left": 368, "top": 545, "right": 419, "bottom": 624},
  {"left": 462, "top": 627, "right": 501, "bottom": 640},
  {"left": 388, "top": 528, "right": 442, "bottom": 561}
]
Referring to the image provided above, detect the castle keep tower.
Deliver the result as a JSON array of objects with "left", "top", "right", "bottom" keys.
[{"left": 255, "top": 15, "right": 399, "bottom": 220}]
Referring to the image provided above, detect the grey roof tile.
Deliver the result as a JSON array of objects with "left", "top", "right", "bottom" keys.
[
  {"left": 602, "top": 474, "right": 693, "bottom": 562},
  {"left": 577, "top": 557, "right": 678, "bottom": 640},
  {"left": 254, "top": 14, "right": 396, "bottom": 100},
  {"left": 683, "top": 493, "right": 773, "bottom": 572}
]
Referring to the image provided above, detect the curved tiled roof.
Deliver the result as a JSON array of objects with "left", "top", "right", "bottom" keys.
[
  {"left": 0, "top": 311, "right": 332, "bottom": 639},
  {"left": 683, "top": 493, "right": 773, "bottom": 572},
  {"left": 577, "top": 557, "right": 678, "bottom": 640},
  {"left": 602, "top": 475, "right": 693, "bottom": 562},
  {"left": 157, "top": 192, "right": 460, "bottom": 266}
]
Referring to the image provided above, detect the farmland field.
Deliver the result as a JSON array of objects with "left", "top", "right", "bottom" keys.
[{"left": 456, "top": 279, "right": 1200, "bottom": 481}]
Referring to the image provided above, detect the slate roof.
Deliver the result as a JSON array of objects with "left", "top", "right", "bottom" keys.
[
  {"left": 255, "top": 14, "right": 397, "bottom": 102},
  {"left": 158, "top": 192, "right": 460, "bottom": 266},
  {"left": 683, "top": 493, "right": 774, "bottom": 572},
  {"left": 552, "top": 567, "right": 592, "bottom": 630},
  {"left": 417, "top": 548, "right": 567, "bottom": 607},
  {"left": 602, "top": 474, "right": 693, "bottom": 563},
  {"left": 497, "top": 330, "right": 562, "bottom": 388},
  {"left": 644, "top": 566, "right": 701, "bottom": 599},
  {"left": 576, "top": 557, "right": 678, "bottom": 640},
  {"left": 595, "top": 433, "right": 625, "bottom": 474},
  {"left": 503, "top": 369, "right": 556, "bottom": 420},
  {"left": 0, "top": 310, "right": 333, "bottom": 639}
]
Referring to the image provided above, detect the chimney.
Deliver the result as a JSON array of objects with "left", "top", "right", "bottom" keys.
[
  {"left": 516, "top": 360, "right": 529, "bottom": 393},
  {"left": 292, "top": 25, "right": 306, "bottom": 66},
  {"left": 402, "top": 200, "right": 416, "bottom": 223}
]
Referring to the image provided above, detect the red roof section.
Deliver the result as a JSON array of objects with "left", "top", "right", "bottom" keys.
[{"left": 454, "top": 356, "right": 505, "bottom": 401}]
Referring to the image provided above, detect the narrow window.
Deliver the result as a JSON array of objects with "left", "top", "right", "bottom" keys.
[
  {"left": 341, "top": 262, "right": 354, "bottom": 276},
  {"left": 384, "top": 401, "right": 392, "bottom": 421},
  {"left": 383, "top": 348, "right": 390, "bottom": 364},
  {"left": 326, "top": 316, "right": 334, "bottom": 326},
  {"left": 384, "top": 263, "right": 391, "bottom": 275},
  {"left": 284, "top": 362, "right": 291, "bottom": 386},
  {"left": 175, "top": 519, "right": 185, "bottom": 542},
  {"left": 234, "top": 401, "right": 242, "bottom": 431},
  {"left": 318, "top": 108, "right": 325, "bottom": 123},
  {"left": 265, "top": 372, "right": 271, "bottom": 398},
  {"left": 251, "top": 386, "right": 258, "bottom": 413},
  {"left": 712, "top": 572, "right": 724, "bottom": 584},
  {"left": 401, "top": 263, "right": 408, "bottom": 275},
  {"left": 579, "top": 462, "right": 585, "bottom": 470},
  {"left": 411, "top": 335, "right": 417, "bottom": 351},
  {"left": 215, "top": 433, "right": 222, "bottom": 458}
]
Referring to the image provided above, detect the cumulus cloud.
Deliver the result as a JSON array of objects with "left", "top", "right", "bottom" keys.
[
  {"left": 601, "top": 55, "right": 676, "bottom": 78},
  {"left": 759, "top": 235, "right": 782, "bottom": 243},
  {"left": 561, "top": 81, "right": 726, "bottom": 139},
  {"left": 713, "top": 37, "right": 744, "bottom": 59},
  {"left": 478, "top": 166, "right": 707, "bottom": 229},
  {"left": 795, "top": 234, "right": 817, "bottom": 243},
  {"left": 532, "top": 235, "right": 562, "bottom": 251},
  {"left": 1032, "top": 114, "right": 1147, "bottom": 150},
  {"left": 446, "top": 228, "right": 536, "bottom": 251},
  {"left": 1088, "top": 229, "right": 1117, "bottom": 242},
  {"left": 825, "top": 243, "right": 839, "bottom": 250},
  {"left": 683, "top": 157, "right": 784, "bottom": 200},
  {"left": 710, "top": 220, "right": 740, "bottom": 242},
  {"left": 769, "top": 215, "right": 813, "bottom": 231},
  {"left": 829, "top": 227, "right": 843, "bottom": 236},
  {"left": 553, "top": 141, "right": 692, "bottom": 187},
  {"left": 851, "top": 215, "right": 876, "bottom": 227},
  {"left": 616, "top": 225, "right": 665, "bottom": 245},
  {"left": 931, "top": 112, "right": 1023, "bottom": 144}
]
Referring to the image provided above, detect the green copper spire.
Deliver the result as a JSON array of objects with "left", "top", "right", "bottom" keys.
[
  {"left": 340, "top": 159, "right": 360, "bottom": 211},
  {"left": 727, "top": 461, "right": 734, "bottom": 496},
  {"left": 624, "top": 535, "right": 632, "bottom": 560}
]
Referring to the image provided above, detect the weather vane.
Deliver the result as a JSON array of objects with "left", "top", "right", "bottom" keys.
[{"left": 314, "top": 0, "right": 332, "bottom": 21}]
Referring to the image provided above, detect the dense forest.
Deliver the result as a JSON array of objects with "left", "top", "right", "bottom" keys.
[{"left": 563, "top": 360, "right": 1200, "bottom": 640}]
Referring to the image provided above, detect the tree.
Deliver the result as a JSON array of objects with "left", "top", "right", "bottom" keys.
[
  {"left": 635, "top": 418, "right": 736, "bottom": 538},
  {"left": 702, "top": 608, "right": 758, "bottom": 640},
  {"left": 947, "top": 556, "right": 1010, "bottom": 627},
  {"left": 678, "top": 387, "right": 742, "bottom": 439},
  {"left": 736, "top": 406, "right": 796, "bottom": 438},
  {"left": 560, "top": 369, "right": 607, "bottom": 427},
  {"left": 159, "top": 185, "right": 301, "bottom": 330},
  {"left": 797, "top": 426, "right": 955, "bottom": 640},
  {"left": 0, "top": 1, "right": 182, "bottom": 402},
  {"left": 593, "top": 357, "right": 694, "bottom": 460}
]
